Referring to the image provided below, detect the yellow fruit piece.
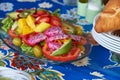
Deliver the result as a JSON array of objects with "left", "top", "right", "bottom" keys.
[
  {"left": 17, "top": 18, "right": 34, "bottom": 35},
  {"left": 22, "top": 25, "right": 34, "bottom": 35},
  {"left": 33, "top": 45, "right": 43, "bottom": 58},
  {"left": 26, "top": 15, "right": 35, "bottom": 29},
  {"left": 75, "top": 25, "right": 83, "bottom": 35},
  {"left": 17, "top": 18, "right": 26, "bottom": 34},
  {"left": 12, "top": 37, "right": 22, "bottom": 46},
  {"left": 34, "top": 22, "right": 51, "bottom": 32},
  {"left": 78, "top": 45, "right": 85, "bottom": 52}
]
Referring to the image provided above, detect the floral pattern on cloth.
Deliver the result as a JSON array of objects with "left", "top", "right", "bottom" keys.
[
  {"left": 0, "top": 49, "right": 64, "bottom": 80},
  {"left": 0, "top": 2, "right": 13, "bottom": 12},
  {"left": 0, "top": 0, "right": 120, "bottom": 80},
  {"left": 61, "top": 8, "right": 78, "bottom": 21},
  {"left": 51, "top": 0, "right": 65, "bottom": 6},
  {"left": 17, "top": 0, "right": 36, "bottom": 2},
  {"left": 29, "top": 68, "right": 64, "bottom": 80},
  {"left": 38, "top": 2, "right": 53, "bottom": 8},
  {"left": 71, "top": 57, "right": 90, "bottom": 67},
  {"left": 103, "top": 51, "right": 120, "bottom": 69},
  {"left": 60, "top": 8, "right": 91, "bottom": 27},
  {"left": 0, "top": 40, "right": 64, "bottom": 80},
  {"left": 0, "top": 50, "right": 13, "bottom": 66},
  {"left": 89, "top": 71, "right": 107, "bottom": 80}
]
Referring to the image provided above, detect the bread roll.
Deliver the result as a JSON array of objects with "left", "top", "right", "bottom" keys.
[{"left": 94, "top": 0, "right": 120, "bottom": 33}]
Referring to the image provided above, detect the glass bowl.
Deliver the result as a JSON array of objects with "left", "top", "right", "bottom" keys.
[{"left": 0, "top": 20, "right": 92, "bottom": 64}]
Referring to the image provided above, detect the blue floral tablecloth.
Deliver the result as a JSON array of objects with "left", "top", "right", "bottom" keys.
[{"left": 0, "top": 0, "right": 120, "bottom": 80}]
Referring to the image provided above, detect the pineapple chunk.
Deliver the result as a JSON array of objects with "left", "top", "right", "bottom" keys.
[
  {"left": 17, "top": 18, "right": 26, "bottom": 34},
  {"left": 17, "top": 18, "right": 34, "bottom": 35},
  {"left": 22, "top": 25, "right": 34, "bottom": 35},
  {"left": 34, "top": 22, "right": 50, "bottom": 32},
  {"left": 26, "top": 15, "right": 35, "bottom": 29}
]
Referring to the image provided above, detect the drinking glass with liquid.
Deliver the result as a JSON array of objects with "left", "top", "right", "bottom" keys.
[
  {"left": 77, "top": 0, "right": 88, "bottom": 16},
  {"left": 85, "top": 0, "right": 103, "bottom": 23}
]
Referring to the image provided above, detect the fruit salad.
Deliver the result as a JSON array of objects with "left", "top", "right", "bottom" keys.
[{"left": 1, "top": 8, "right": 88, "bottom": 62}]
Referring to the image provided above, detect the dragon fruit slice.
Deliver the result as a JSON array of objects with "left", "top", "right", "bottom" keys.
[
  {"left": 47, "top": 42, "right": 61, "bottom": 51},
  {"left": 47, "top": 34, "right": 69, "bottom": 41},
  {"left": 45, "top": 27, "right": 63, "bottom": 37},
  {"left": 27, "top": 33, "right": 46, "bottom": 46},
  {"left": 70, "top": 35, "right": 81, "bottom": 42}
]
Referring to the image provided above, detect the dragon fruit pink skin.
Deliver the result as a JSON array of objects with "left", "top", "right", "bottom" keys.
[
  {"left": 45, "top": 27, "right": 69, "bottom": 41},
  {"left": 47, "top": 42, "right": 61, "bottom": 51},
  {"left": 27, "top": 33, "right": 46, "bottom": 46},
  {"left": 45, "top": 27, "right": 63, "bottom": 37},
  {"left": 45, "top": 27, "right": 69, "bottom": 50},
  {"left": 47, "top": 34, "right": 69, "bottom": 41}
]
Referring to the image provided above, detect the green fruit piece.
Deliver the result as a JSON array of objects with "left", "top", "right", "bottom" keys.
[
  {"left": 33, "top": 45, "right": 43, "bottom": 58},
  {"left": 51, "top": 39, "right": 72, "bottom": 56},
  {"left": 62, "top": 22, "right": 76, "bottom": 34},
  {"left": 19, "top": 9, "right": 36, "bottom": 18},
  {"left": 12, "top": 37, "right": 22, "bottom": 46},
  {"left": 8, "top": 12, "right": 19, "bottom": 19}
]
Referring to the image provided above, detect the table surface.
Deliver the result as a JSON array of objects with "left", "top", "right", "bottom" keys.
[{"left": 0, "top": 0, "right": 120, "bottom": 80}]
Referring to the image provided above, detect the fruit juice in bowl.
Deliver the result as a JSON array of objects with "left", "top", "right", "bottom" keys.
[{"left": 0, "top": 8, "right": 92, "bottom": 64}]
